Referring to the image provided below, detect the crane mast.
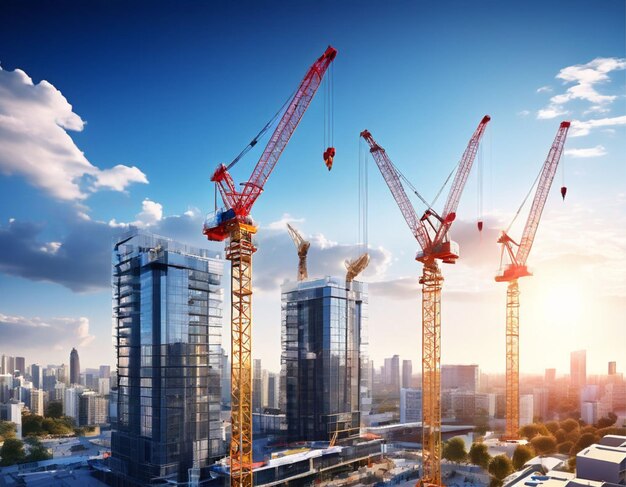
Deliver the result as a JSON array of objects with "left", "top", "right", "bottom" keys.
[
  {"left": 496, "top": 121, "right": 570, "bottom": 440},
  {"left": 203, "top": 46, "right": 337, "bottom": 487},
  {"left": 360, "top": 116, "right": 489, "bottom": 486}
]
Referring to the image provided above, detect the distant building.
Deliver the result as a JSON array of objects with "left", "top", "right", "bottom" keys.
[
  {"left": 110, "top": 231, "right": 225, "bottom": 485},
  {"left": 31, "top": 364, "right": 43, "bottom": 390},
  {"left": 544, "top": 368, "right": 556, "bottom": 383},
  {"left": 519, "top": 394, "right": 534, "bottom": 427},
  {"left": 608, "top": 361, "right": 617, "bottom": 376},
  {"left": 220, "top": 348, "right": 230, "bottom": 407},
  {"left": 475, "top": 393, "right": 496, "bottom": 419},
  {"left": 79, "top": 391, "right": 108, "bottom": 426},
  {"left": 402, "top": 360, "right": 412, "bottom": 390},
  {"left": 15, "top": 357, "right": 25, "bottom": 376},
  {"left": 57, "top": 364, "right": 69, "bottom": 386},
  {"left": 384, "top": 355, "right": 401, "bottom": 396},
  {"left": 581, "top": 401, "right": 598, "bottom": 425},
  {"left": 267, "top": 372, "right": 279, "bottom": 410},
  {"left": 99, "top": 365, "right": 111, "bottom": 379},
  {"left": 64, "top": 387, "right": 81, "bottom": 422},
  {"left": 400, "top": 388, "right": 422, "bottom": 423},
  {"left": 0, "top": 374, "right": 12, "bottom": 403},
  {"left": 70, "top": 348, "right": 80, "bottom": 386},
  {"left": 533, "top": 388, "right": 549, "bottom": 422},
  {"left": 30, "top": 388, "right": 44, "bottom": 416},
  {"left": 282, "top": 277, "right": 365, "bottom": 442},
  {"left": 0, "top": 402, "right": 22, "bottom": 439},
  {"left": 570, "top": 350, "right": 586, "bottom": 388},
  {"left": 253, "top": 359, "right": 263, "bottom": 413},
  {"left": 98, "top": 377, "right": 110, "bottom": 396},
  {"left": 442, "top": 364, "right": 479, "bottom": 393}
]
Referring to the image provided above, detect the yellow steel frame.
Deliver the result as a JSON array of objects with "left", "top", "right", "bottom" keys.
[
  {"left": 419, "top": 261, "right": 442, "bottom": 487},
  {"left": 226, "top": 222, "right": 257, "bottom": 487},
  {"left": 505, "top": 280, "right": 520, "bottom": 439}
]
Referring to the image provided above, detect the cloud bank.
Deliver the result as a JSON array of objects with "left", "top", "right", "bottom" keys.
[{"left": 0, "top": 65, "right": 147, "bottom": 201}]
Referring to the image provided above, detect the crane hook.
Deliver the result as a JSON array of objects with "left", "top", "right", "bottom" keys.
[
  {"left": 560, "top": 186, "right": 567, "bottom": 200},
  {"left": 324, "top": 147, "right": 336, "bottom": 171}
]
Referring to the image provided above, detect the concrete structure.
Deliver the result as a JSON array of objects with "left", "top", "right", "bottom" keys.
[
  {"left": 520, "top": 394, "right": 534, "bottom": 427},
  {"left": 30, "top": 388, "right": 44, "bottom": 416},
  {"left": 402, "top": 359, "right": 412, "bottom": 389},
  {"left": 282, "top": 276, "right": 365, "bottom": 442},
  {"left": 400, "top": 388, "right": 422, "bottom": 424},
  {"left": 110, "top": 231, "right": 225, "bottom": 486},
  {"left": 442, "top": 364, "right": 479, "bottom": 393},
  {"left": 70, "top": 348, "right": 80, "bottom": 386},
  {"left": 570, "top": 349, "right": 587, "bottom": 388},
  {"left": 576, "top": 435, "right": 626, "bottom": 483}
]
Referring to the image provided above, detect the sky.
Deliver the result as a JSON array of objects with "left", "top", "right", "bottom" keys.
[{"left": 0, "top": 0, "right": 624, "bottom": 376}]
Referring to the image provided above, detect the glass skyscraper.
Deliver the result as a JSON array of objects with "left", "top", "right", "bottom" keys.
[
  {"left": 281, "top": 276, "right": 367, "bottom": 442},
  {"left": 110, "top": 231, "right": 224, "bottom": 486}
]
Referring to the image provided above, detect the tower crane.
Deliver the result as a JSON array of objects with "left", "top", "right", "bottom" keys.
[
  {"left": 286, "top": 223, "right": 311, "bottom": 281},
  {"left": 203, "top": 46, "right": 337, "bottom": 487},
  {"left": 345, "top": 253, "right": 370, "bottom": 283},
  {"left": 360, "top": 115, "right": 490, "bottom": 486},
  {"left": 496, "top": 121, "right": 570, "bottom": 440}
]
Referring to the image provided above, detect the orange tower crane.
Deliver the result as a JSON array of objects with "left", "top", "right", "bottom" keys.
[
  {"left": 361, "top": 115, "right": 490, "bottom": 486},
  {"left": 287, "top": 223, "right": 310, "bottom": 281},
  {"left": 496, "top": 121, "right": 570, "bottom": 440},
  {"left": 203, "top": 46, "right": 337, "bottom": 487}
]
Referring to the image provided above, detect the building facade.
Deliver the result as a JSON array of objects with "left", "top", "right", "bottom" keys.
[
  {"left": 281, "top": 277, "right": 366, "bottom": 442},
  {"left": 110, "top": 232, "right": 224, "bottom": 486},
  {"left": 400, "top": 388, "right": 422, "bottom": 423},
  {"left": 570, "top": 349, "right": 587, "bottom": 388},
  {"left": 70, "top": 348, "right": 80, "bottom": 386},
  {"left": 441, "top": 364, "right": 479, "bottom": 393}
]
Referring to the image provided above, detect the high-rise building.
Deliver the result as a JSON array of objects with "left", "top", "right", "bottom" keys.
[
  {"left": 402, "top": 360, "right": 412, "bottom": 390},
  {"left": 267, "top": 372, "right": 279, "bottom": 410},
  {"left": 30, "top": 389, "right": 45, "bottom": 416},
  {"left": 220, "top": 348, "right": 230, "bottom": 407},
  {"left": 79, "top": 391, "right": 108, "bottom": 426},
  {"left": 545, "top": 368, "right": 556, "bottom": 383},
  {"left": 99, "top": 365, "right": 111, "bottom": 379},
  {"left": 520, "top": 394, "right": 534, "bottom": 427},
  {"left": 57, "top": 364, "right": 69, "bottom": 386},
  {"left": 383, "top": 355, "right": 401, "bottom": 396},
  {"left": 30, "top": 364, "right": 43, "bottom": 390},
  {"left": 442, "top": 364, "right": 480, "bottom": 393},
  {"left": 281, "top": 276, "right": 365, "bottom": 442},
  {"left": 400, "top": 388, "right": 422, "bottom": 423},
  {"left": 571, "top": 350, "right": 587, "bottom": 388},
  {"left": 110, "top": 232, "right": 224, "bottom": 485},
  {"left": 0, "top": 374, "right": 13, "bottom": 403},
  {"left": 98, "top": 377, "right": 111, "bottom": 396},
  {"left": 609, "top": 361, "right": 617, "bottom": 376},
  {"left": 70, "top": 348, "right": 80, "bottom": 386},
  {"left": 64, "top": 387, "right": 81, "bottom": 422},
  {"left": 1, "top": 355, "right": 15, "bottom": 376},
  {"left": 15, "top": 357, "right": 25, "bottom": 376}
]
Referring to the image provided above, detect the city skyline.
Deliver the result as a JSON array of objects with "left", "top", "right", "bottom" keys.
[{"left": 0, "top": 1, "right": 625, "bottom": 376}]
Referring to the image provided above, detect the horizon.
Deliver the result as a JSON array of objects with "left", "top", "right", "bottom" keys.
[{"left": 1, "top": 1, "right": 624, "bottom": 377}]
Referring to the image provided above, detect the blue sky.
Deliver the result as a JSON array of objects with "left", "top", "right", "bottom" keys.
[{"left": 0, "top": 1, "right": 624, "bottom": 375}]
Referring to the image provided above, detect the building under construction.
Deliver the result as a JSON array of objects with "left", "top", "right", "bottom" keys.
[{"left": 281, "top": 276, "right": 367, "bottom": 443}]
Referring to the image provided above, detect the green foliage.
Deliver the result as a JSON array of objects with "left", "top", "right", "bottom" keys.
[
  {"left": 519, "top": 423, "right": 549, "bottom": 440},
  {"left": 24, "top": 437, "right": 52, "bottom": 463},
  {"left": 557, "top": 441, "right": 574, "bottom": 454},
  {"left": 596, "top": 413, "right": 617, "bottom": 428},
  {"left": 21, "top": 413, "right": 74, "bottom": 437},
  {"left": 488, "top": 454, "right": 513, "bottom": 480},
  {"left": 469, "top": 442, "right": 491, "bottom": 470},
  {"left": 44, "top": 400, "right": 63, "bottom": 419},
  {"left": 570, "top": 432, "right": 598, "bottom": 456},
  {"left": 0, "top": 421, "right": 16, "bottom": 442},
  {"left": 559, "top": 418, "right": 579, "bottom": 433},
  {"left": 0, "top": 438, "right": 26, "bottom": 466},
  {"left": 530, "top": 434, "right": 557, "bottom": 455},
  {"left": 512, "top": 444, "right": 534, "bottom": 470},
  {"left": 442, "top": 437, "right": 467, "bottom": 463},
  {"left": 545, "top": 421, "right": 559, "bottom": 434}
]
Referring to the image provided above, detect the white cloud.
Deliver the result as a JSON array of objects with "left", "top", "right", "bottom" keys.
[
  {"left": 0, "top": 313, "right": 95, "bottom": 349},
  {"left": 537, "top": 57, "right": 625, "bottom": 120},
  {"left": 536, "top": 86, "right": 553, "bottom": 93},
  {"left": 570, "top": 116, "right": 626, "bottom": 137},
  {"left": 517, "top": 110, "right": 531, "bottom": 117},
  {"left": 0, "top": 65, "right": 148, "bottom": 201},
  {"left": 264, "top": 213, "right": 305, "bottom": 231},
  {"left": 537, "top": 106, "right": 568, "bottom": 120},
  {"left": 564, "top": 145, "right": 607, "bottom": 158},
  {"left": 109, "top": 198, "right": 163, "bottom": 228}
]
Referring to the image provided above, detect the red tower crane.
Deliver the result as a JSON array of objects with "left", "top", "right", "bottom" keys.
[
  {"left": 496, "top": 121, "right": 570, "bottom": 439},
  {"left": 203, "top": 46, "right": 337, "bottom": 487},
  {"left": 361, "top": 115, "right": 490, "bottom": 486}
]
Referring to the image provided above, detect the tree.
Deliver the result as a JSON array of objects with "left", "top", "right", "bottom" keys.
[
  {"left": 545, "top": 421, "right": 560, "bottom": 434},
  {"left": 597, "top": 413, "right": 617, "bottom": 429},
  {"left": 442, "top": 437, "right": 467, "bottom": 463},
  {"left": 21, "top": 413, "right": 44, "bottom": 436},
  {"left": 44, "top": 401, "right": 63, "bottom": 419},
  {"left": 530, "top": 435, "right": 557, "bottom": 455},
  {"left": 488, "top": 454, "right": 513, "bottom": 480},
  {"left": 469, "top": 442, "right": 491, "bottom": 470},
  {"left": 0, "top": 438, "right": 26, "bottom": 466},
  {"left": 560, "top": 418, "right": 579, "bottom": 433},
  {"left": 554, "top": 428, "right": 566, "bottom": 443},
  {"left": 0, "top": 421, "right": 16, "bottom": 442},
  {"left": 570, "top": 432, "right": 597, "bottom": 456},
  {"left": 519, "top": 423, "right": 548, "bottom": 440},
  {"left": 512, "top": 444, "right": 534, "bottom": 470},
  {"left": 557, "top": 441, "right": 574, "bottom": 454},
  {"left": 25, "top": 437, "right": 52, "bottom": 463}
]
